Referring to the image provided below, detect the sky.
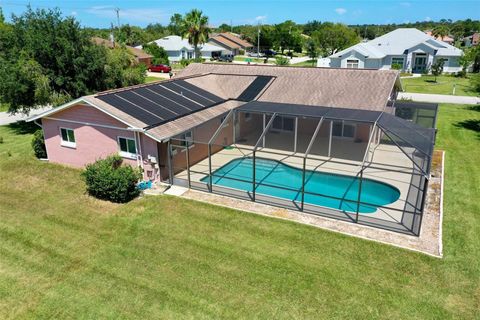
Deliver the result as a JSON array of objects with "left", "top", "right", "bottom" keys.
[{"left": 0, "top": 0, "right": 479, "bottom": 28}]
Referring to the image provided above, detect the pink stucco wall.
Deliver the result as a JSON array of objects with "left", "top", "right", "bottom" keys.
[{"left": 42, "top": 104, "right": 160, "bottom": 181}]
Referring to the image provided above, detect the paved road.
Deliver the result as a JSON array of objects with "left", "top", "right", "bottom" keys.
[
  {"left": 398, "top": 92, "right": 480, "bottom": 105},
  {"left": 0, "top": 107, "right": 52, "bottom": 126}
]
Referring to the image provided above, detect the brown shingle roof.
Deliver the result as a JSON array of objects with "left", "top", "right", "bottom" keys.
[
  {"left": 178, "top": 63, "right": 400, "bottom": 111},
  {"left": 209, "top": 35, "right": 241, "bottom": 50},
  {"left": 91, "top": 37, "right": 153, "bottom": 59},
  {"left": 146, "top": 100, "right": 245, "bottom": 141},
  {"left": 218, "top": 33, "right": 253, "bottom": 48}
]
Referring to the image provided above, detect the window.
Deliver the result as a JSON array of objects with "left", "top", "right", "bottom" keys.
[
  {"left": 118, "top": 137, "right": 137, "bottom": 159},
  {"left": 346, "top": 59, "right": 359, "bottom": 68},
  {"left": 244, "top": 112, "right": 252, "bottom": 121},
  {"left": 272, "top": 116, "right": 294, "bottom": 132},
  {"left": 332, "top": 121, "right": 356, "bottom": 139},
  {"left": 437, "top": 58, "right": 448, "bottom": 69},
  {"left": 60, "top": 128, "right": 76, "bottom": 148},
  {"left": 391, "top": 57, "right": 404, "bottom": 68},
  {"left": 178, "top": 130, "right": 193, "bottom": 147}
]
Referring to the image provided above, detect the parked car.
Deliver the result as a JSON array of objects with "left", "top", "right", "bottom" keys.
[
  {"left": 217, "top": 54, "right": 234, "bottom": 62},
  {"left": 148, "top": 64, "right": 172, "bottom": 73},
  {"left": 247, "top": 52, "right": 264, "bottom": 57},
  {"left": 262, "top": 49, "right": 277, "bottom": 57}
]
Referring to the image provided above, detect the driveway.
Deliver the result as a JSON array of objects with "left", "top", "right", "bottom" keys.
[
  {"left": 398, "top": 92, "right": 480, "bottom": 105},
  {"left": 0, "top": 106, "right": 52, "bottom": 126}
]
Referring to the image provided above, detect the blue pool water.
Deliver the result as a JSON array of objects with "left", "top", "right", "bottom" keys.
[{"left": 201, "top": 157, "right": 400, "bottom": 213}]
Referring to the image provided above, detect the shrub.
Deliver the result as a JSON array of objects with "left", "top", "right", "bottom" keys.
[
  {"left": 471, "top": 73, "right": 480, "bottom": 94},
  {"left": 391, "top": 63, "right": 403, "bottom": 70},
  {"left": 275, "top": 56, "right": 290, "bottom": 66},
  {"left": 31, "top": 129, "right": 47, "bottom": 158},
  {"left": 82, "top": 155, "right": 142, "bottom": 203}
]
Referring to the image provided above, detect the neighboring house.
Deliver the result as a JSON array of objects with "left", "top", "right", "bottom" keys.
[
  {"left": 136, "top": 35, "right": 224, "bottom": 62},
  {"left": 327, "top": 28, "right": 463, "bottom": 73},
  {"left": 92, "top": 37, "right": 153, "bottom": 67},
  {"left": 208, "top": 32, "right": 253, "bottom": 55},
  {"left": 424, "top": 30, "right": 455, "bottom": 45},
  {"left": 29, "top": 63, "right": 438, "bottom": 236},
  {"left": 463, "top": 32, "right": 480, "bottom": 47}
]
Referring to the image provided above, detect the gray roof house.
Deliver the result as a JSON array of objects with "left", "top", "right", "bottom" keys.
[
  {"left": 136, "top": 35, "right": 224, "bottom": 62},
  {"left": 325, "top": 28, "right": 463, "bottom": 73}
]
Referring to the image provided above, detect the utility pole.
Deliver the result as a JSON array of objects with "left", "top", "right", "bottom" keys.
[
  {"left": 257, "top": 22, "right": 261, "bottom": 57},
  {"left": 115, "top": 7, "right": 120, "bottom": 29}
]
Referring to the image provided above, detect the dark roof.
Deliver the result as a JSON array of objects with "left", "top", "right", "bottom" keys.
[{"left": 95, "top": 79, "right": 224, "bottom": 128}]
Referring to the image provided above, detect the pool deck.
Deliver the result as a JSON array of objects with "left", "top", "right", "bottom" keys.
[
  {"left": 174, "top": 150, "right": 444, "bottom": 257},
  {"left": 174, "top": 141, "right": 415, "bottom": 227}
]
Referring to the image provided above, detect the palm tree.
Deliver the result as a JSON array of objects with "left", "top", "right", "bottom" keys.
[
  {"left": 432, "top": 25, "right": 450, "bottom": 40},
  {"left": 181, "top": 9, "right": 210, "bottom": 60}
]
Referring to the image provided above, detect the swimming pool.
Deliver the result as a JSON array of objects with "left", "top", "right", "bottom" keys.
[{"left": 201, "top": 157, "right": 400, "bottom": 214}]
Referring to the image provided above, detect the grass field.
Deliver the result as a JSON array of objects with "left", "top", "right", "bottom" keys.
[
  {"left": 401, "top": 75, "right": 478, "bottom": 96},
  {"left": 0, "top": 104, "right": 479, "bottom": 318},
  {"left": 145, "top": 76, "right": 164, "bottom": 83},
  {"left": 291, "top": 59, "right": 317, "bottom": 67}
]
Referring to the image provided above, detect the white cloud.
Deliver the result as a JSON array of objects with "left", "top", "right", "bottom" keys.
[
  {"left": 255, "top": 15, "right": 267, "bottom": 22},
  {"left": 425, "top": 16, "right": 432, "bottom": 21},
  {"left": 86, "top": 6, "right": 169, "bottom": 24},
  {"left": 71, "top": 11, "right": 77, "bottom": 16},
  {"left": 399, "top": 2, "right": 411, "bottom": 7},
  {"left": 335, "top": 8, "right": 347, "bottom": 15}
]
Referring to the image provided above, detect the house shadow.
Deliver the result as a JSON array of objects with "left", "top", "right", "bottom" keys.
[
  {"left": 7, "top": 121, "right": 38, "bottom": 135},
  {"left": 455, "top": 119, "right": 480, "bottom": 138}
]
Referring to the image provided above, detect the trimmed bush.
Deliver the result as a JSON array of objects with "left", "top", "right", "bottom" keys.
[
  {"left": 31, "top": 129, "right": 47, "bottom": 158},
  {"left": 275, "top": 56, "right": 290, "bottom": 66},
  {"left": 82, "top": 155, "right": 142, "bottom": 203}
]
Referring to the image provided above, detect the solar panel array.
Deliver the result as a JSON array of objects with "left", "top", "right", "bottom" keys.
[
  {"left": 237, "top": 76, "right": 274, "bottom": 101},
  {"left": 96, "top": 80, "right": 224, "bottom": 128}
]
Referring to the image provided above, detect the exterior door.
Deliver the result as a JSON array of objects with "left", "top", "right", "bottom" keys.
[{"left": 413, "top": 55, "right": 427, "bottom": 73}]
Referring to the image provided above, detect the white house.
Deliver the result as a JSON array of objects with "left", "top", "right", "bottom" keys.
[
  {"left": 325, "top": 28, "right": 463, "bottom": 73},
  {"left": 136, "top": 35, "right": 224, "bottom": 62}
]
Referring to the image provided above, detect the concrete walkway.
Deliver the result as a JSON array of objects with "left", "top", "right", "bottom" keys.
[
  {"left": 0, "top": 107, "right": 52, "bottom": 126},
  {"left": 398, "top": 92, "right": 480, "bottom": 105}
]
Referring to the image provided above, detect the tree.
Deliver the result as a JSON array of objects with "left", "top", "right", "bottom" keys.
[
  {"left": 181, "top": 9, "right": 210, "bottom": 60},
  {"left": 103, "top": 47, "right": 146, "bottom": 89},
  {"left": 302, "top": 20, "right": 322, "bottom": 36},
  {"left": 462, "top": 46, "right": 480, "bottom": 73},
  {"left": 142, "top": 42, "right": 169, "bottom": 65},
  {"left": 0, "top": 7, "right": 145, "bottom": 114},
  {"left": 311, "top": 23, "right": 359, "bottom": 56},
  {"left": 217, "top": 23, "right": 231, "bottom": 33},
  {"left": 305, "top": 39, "right": 318, "bottom": 66},
  {"left": 116, "top": 24, "right": 147, "bottom": 46},
  {"left": 431, "top": 59, "right": 444, "bottom": 82},
  {"left": 168, "top": 13, "right": 183, "bottom": 35},
  {"left": 432, "top": 25, "right": 450, "bottom": 40},
  {"left": 272, "top": 20, "right": 303, "bottom": 54}
]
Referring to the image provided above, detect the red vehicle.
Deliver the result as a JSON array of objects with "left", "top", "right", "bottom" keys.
[{"left": 148, "top": 64, "right": 172, "bottom": 73}]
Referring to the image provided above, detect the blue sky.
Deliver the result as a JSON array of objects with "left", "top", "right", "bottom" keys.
[{"left": 1, "top": 0, "right": 479, "bottom": 28}]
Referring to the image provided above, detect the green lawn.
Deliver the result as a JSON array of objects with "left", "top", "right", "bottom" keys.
[
  {"left": 0, "top": 103, "right": 9, "bottom": 112},
  {"left": 291, "top": 59, "right": 317, "bottom": 67},
  {"left": 401, "top": 75, "right": 479, "bottom": 96},
  {"left": 145, "top": 76, "right": 164, "bottom": 83},
  {"left": 0, "top": 104, "right": 479, "bottom": 318}
]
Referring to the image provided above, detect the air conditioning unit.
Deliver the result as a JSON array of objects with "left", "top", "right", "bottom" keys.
[{"left": 147, "top": 155, "right": 157, "bottom": 164}]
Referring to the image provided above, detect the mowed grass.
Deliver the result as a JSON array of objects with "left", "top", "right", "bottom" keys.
[
  {"left": 401, "top": 75, "right": 478, "bottom": 96},
  {"left": 0, "top": 104, "right": 479, "bottom": 318}
]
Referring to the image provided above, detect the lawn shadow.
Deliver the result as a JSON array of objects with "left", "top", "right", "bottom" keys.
[
  {"left": 468, "top": 105, "right": 480, "bottom": 112},
  {"left": 455, "top": 119, "right": 480, "bottom": 138},
  {"left": 7, "top": 121, "right": 38, "bottom": 135}
]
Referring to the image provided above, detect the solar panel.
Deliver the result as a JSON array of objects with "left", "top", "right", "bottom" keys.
[
  {"left": 237, "top": 76, "right": 273, "bottom": 101},
  {"left": 173, "top": 80, "right": 224, "bottom": 103},
  {"left": 96, "top": 80, "right": 226, "bottom": 128}
]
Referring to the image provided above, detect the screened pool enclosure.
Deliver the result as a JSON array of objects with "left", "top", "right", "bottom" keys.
[{"left": 167, "top": 101, "right": 437, "bottom": 236}]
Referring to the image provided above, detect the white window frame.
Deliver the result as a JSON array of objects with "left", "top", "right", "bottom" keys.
[
  {"left": 59, "top": 127, "right": 76, "bottom": 148},
  {"left": 332, "top": 121, "right": 356, "bottom": 139},
  {"left": 346, "top": 59, "right": 359, "bottom": 69},
  {"left": 117, "top": 136, "right": 137, "bottom": 159},
  {"left": 391, "top": 57, "right": 404, "bottom": 68}
]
